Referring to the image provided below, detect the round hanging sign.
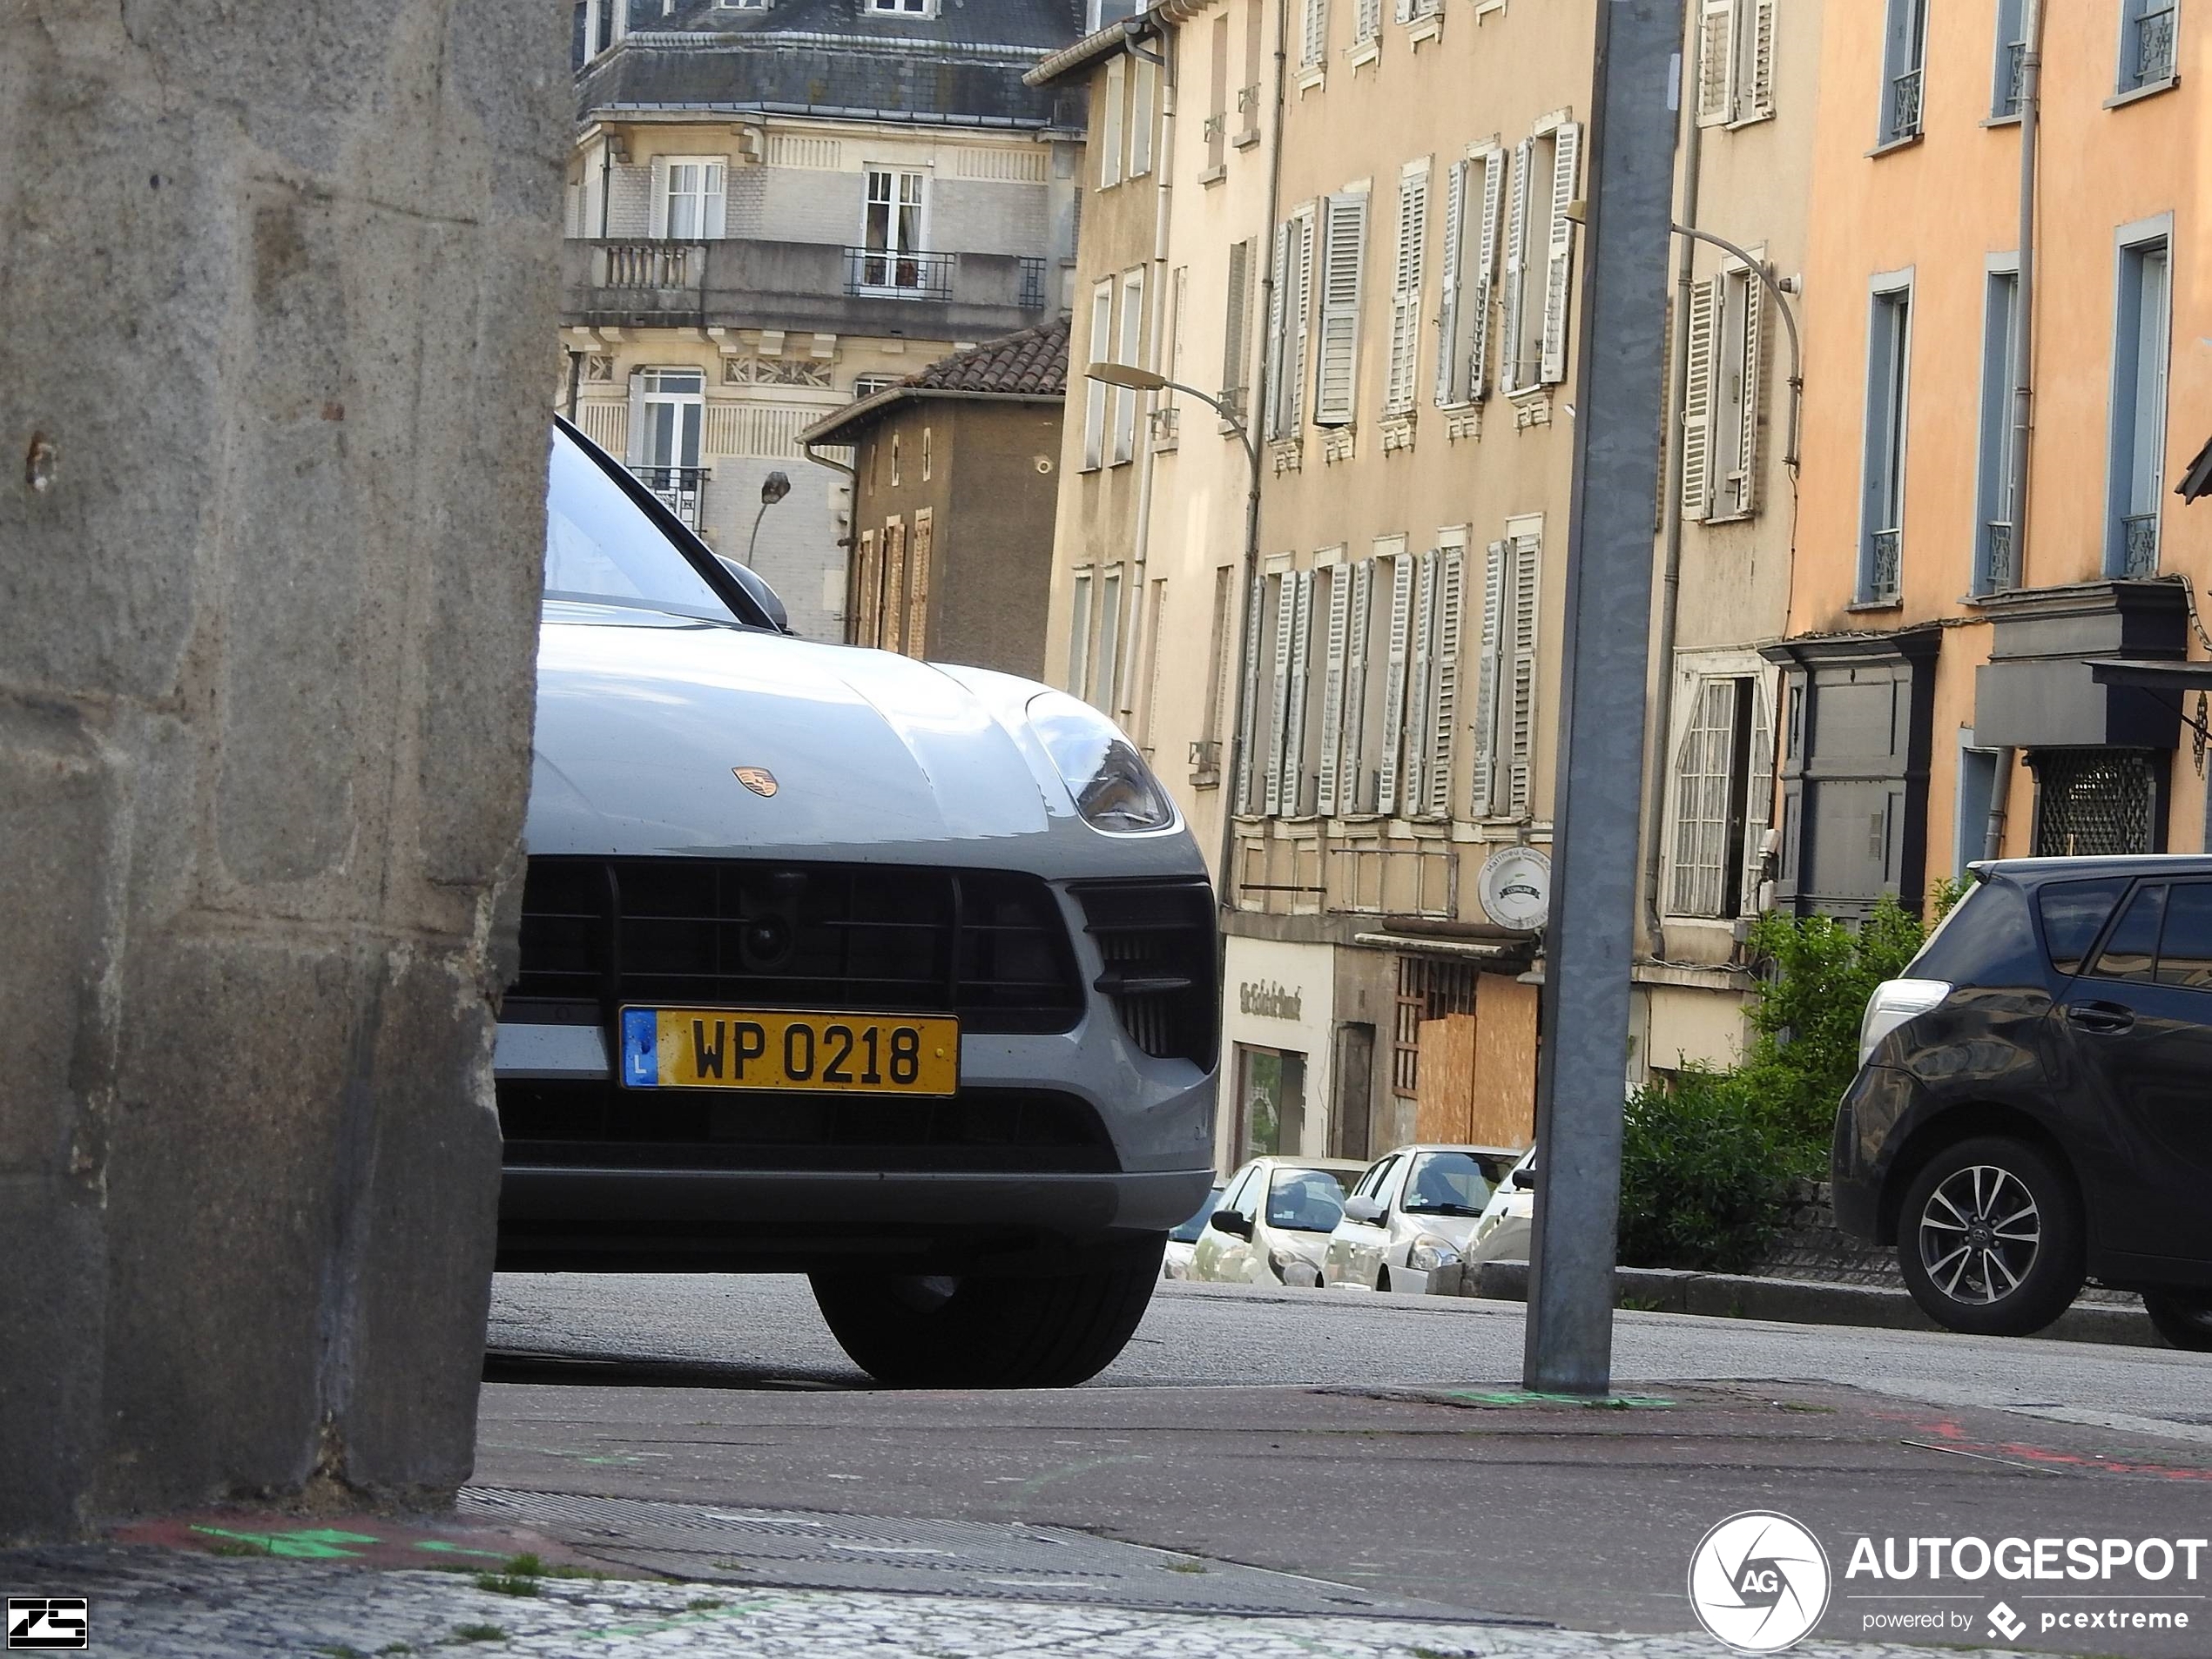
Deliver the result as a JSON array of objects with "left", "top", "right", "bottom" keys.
[{"left": 1477, "top": 845, "right": 1552, "bottom": 932}]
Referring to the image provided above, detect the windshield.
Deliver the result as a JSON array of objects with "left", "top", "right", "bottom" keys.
[
  {"left": 1169, "top": 1187, "right": 1225, "bottom": 1244},
  {"left": 1266, "top": 1167, "right": 1354, "bottom": 1233},
  {"left": 1401, "top": 1150, "right": 1515, "bottom": 1217},
  {"left": 543, "top": 427, "right": 741, "bottom": 622}
]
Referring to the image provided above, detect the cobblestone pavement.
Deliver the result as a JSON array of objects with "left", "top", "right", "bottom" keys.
[{"left": 37, "top": 1554, "right": 2024, "bottom": 1658}]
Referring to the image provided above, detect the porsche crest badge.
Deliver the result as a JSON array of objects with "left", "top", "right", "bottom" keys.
[{"left": 733, "top": 766, "right": 779, "bottom": 798}]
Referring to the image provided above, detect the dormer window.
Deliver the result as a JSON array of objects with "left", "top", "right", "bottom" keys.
[
  {"left": 867, "top": 0, "right": 937, "bottom": 15},
  {"left": 715, "top": 0, "right": 773, "bottom": 9}
]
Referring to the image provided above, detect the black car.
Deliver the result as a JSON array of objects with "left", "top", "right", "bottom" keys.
[{"left": 1832, "top": 856, "right": 2212, "bottom": 1348}]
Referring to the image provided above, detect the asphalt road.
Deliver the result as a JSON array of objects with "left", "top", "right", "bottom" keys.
[
  {"left": 488, "top": 1272, "right": 2212, "bottom": 1445},
  {"left": 480, "top": 1275, "right": 2212, "bottom": 1656}
]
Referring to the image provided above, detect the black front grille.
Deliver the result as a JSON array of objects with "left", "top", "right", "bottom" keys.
[
  {"left": 509, "top": 857, "right": 1082, "bottom": 1034},
  {"left": 1074, "top": 879, "right": 1219, "bottom": 1068},
  {"left": 498, "top": 1079, "right": 1116, "bottom": 1173}
]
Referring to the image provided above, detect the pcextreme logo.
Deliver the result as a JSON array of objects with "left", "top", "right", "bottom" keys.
[{"left": 1688, "top": 1511, "right": 1832, "bottom": 1652}]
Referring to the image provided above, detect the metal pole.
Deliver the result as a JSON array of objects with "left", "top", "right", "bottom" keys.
[{"left": 1521, "top": 0, "right": 1683, "bottom": 1396}]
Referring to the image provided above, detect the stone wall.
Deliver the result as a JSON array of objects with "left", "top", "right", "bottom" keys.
[{"left": 0, "top": 1, "right": 564, "bottom": 1539}]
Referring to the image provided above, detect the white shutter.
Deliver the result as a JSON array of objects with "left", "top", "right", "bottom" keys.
[
  {"left": 1468, "top": 147, "right": 1506, "bottom": 400},
  {"left": 1264, "top": 221, "right": 1293, "bottom": 439},
  {"left": 1283, "top": 572, "right": 1315, "bottom": 813},
  {"left": 1345, "top": 559, "right": 1374, "bottom": 810},
  {"left": 1358, "top": 0, "right": 1380, "bottom": 39},
  {"left": 1426, "top": 546, "right": 1463, "bottom": 817},
  {"left": 1469, "top": 541, "right": 1506, "bottom": 816},
  {"left": 1499, "top": 138, "right": 1532, "bottom": 395},
  {"left": 1235, "top": 571, "right": 1264, "bottom": 810},
  {"left": 1403, "top": 550, "right": 1438, "bottom": 812},
  {"left": 1318, "top": 569, "right": 1352, "bottom": 814},
  {"left": 1539, "top": 123, "right": 1581, "bottom": 386},
  {"left": 1696, "top": 0, "right": 1737, "bottom": 126},
  {"left": 1740, "top": 681, "right": 1775, "bottom": 910},
  {"left": 647, "top": 154, "right": 670, "bottom": 239},
  {"left": 1386, "top": 164, "right": 1429, "bottom": 415},
  {"left": 704, "top": 158, "right": 729, "bottom": 239},
  {"left": 1264, "top": 575, "right": 1298, "bottom": 815},
  {"left": 1679, "top": 275, "right": 1718, "bottom": 522},
  {"left": 1314, "top": 193, "right": 1368, "bottom": 428},
  {"left": 1377, "top": 555, "right": 1414, "bottom": 815},
  {"left": 1734, "top": 270, "right": 1765, "bottom": 517},
  {"left": 1303, "top": 0, "right": 1327, "bottom": 65},
  {"left": 1393, "top": 0, "right": 1413, "bottom": 24},
  {"left": 1433, "top": 159, "right": 1467, "bottom": 407},
  {"left": 624, "top": 369, "right": 647, "bottom": 464},
  {"left": 1287, "top": 213, "right": 1315, "bottom": 432},
  {"left": 1749, "top": 0, "right": 1777, "bottom": 118},
  {"left": 1506, "top": 531, "right": 1541, "bottom": 816}
]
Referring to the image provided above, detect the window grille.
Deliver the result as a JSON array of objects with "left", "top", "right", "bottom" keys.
[
  {"left": 2032, "top": 749, "right": 2157, "bottom": 857},
  {"left": 1392, "top": 954, "right": 1478, "bottom": 1097}
]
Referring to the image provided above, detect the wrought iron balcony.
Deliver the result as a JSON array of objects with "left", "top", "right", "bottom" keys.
[
  {"left": 2121, "top": 512, "right": 2161, "bottom": 577},
  {"left": 844, "top": 247, "right": 954, "bottom": 300},
  {"left": 1868, "top": 529, "right": 1902, "bottom": 601},
  {"left": 1887, "top": 68, "right": 1924, "bottom": 140},
  {"left": 1996, "top": 41, "right": 2026, "bottom": 117},
  {"left": 1984, "top": 521, "right": 2015, "bottom": 590},
  {"left": 2134, "top": 4, "right": 2177, "bottom": 85},
  {"left": 629, "top": 463, "right": 705, "bottom": 532}
]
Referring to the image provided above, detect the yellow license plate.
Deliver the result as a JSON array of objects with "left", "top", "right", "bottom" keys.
[{"left": 617, "top": 1007, "right": 960, "bottom": 1096}]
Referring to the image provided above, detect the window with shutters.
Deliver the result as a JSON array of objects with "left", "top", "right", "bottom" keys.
[
  {"left": 1501, "top": 125, "right": 1580, "bottom": 396},
  {"left": 1095, "top": 566, "right": 1125, "bottom": 710},
  {"left": 1342, "top": 550, "right": 1386, "bottom": 813},
  {"left": 1314, "top": 558, "right": 1352, "bottom": 815},
  {"left": 1353, "top": 0, "right": 1379, "bottom": 51},
  {"left": 1101, "top": 58, "right": 1126, "bottom": 189},
  {"left": 1112, "top": 269, "right": 1145, "bottom": 465},
  {"left": 1467, "top": 523, "right": 1541, "bottom": 819},
  {"left": 1083, "top": 280, "right": 1112, "bottom": 469},
  {"left": 1435, "top": 147, "right": 1505, "bottom": 408},
  {"left": 1372, "top": 543, "right": 1416, "bottom": 816},
  {"left": 1259, "top": 571, "right": 1302, "bottom": 815},
  {"left": 1236, "top": 570, "right": 1272, "bottom": 813},
  {"left": 1682, "top": 263, "right": 1764, "bottom": 523},
  {"left": 1265, "top": 211, "right": 1317, "bottom": 441},
  {"left": 1420, "top": 541, "right": 1465, "bottom": 817},
  {"left": 1313, "top": 192, "right": 1369, "bottom": 429},
  {"left": 2107, "top": 230, "right": 2171, "bottom": 579},
  {"left": 658, "top": 158, "right": 727, "bottom": 239},
  {"left": 1383, "top": 161, "right": 1429, "bottom": 419},
  {"left": 1206, "top": 15, "right": 1231, "bottom": 174},
  {"left": 1695, "top": 0, "right": 1776, "bottom": 128},
  {"left": 1222, "top": 238, "right": 1256, "bottom": 422},
  {"left": 1067, "top": 570, "right": 1095, "bottom": 697},
  {"left": 1290, "top": 568, "right": 1328, "bottom": 815},
  {"left": 906, "top": 509, "right": 934, "bottom": 658},
  {"left": 1860, "top": 280, "right": 1912, "bottom": 602},
  {"left": 1194, "top": 566, "right": 1233, "bottom": 786},
  {"left": 1878, "top": 0, "right": 1929, "bottom": 145},
  {"left": 1130, "top": 58, "right": 1157, "bottom": 178},
  {"left": 880, "top": 516, "right": 907, "bottom": 653},
  {"left": 1301, "top": 0, "right": 1329, "bottom": 70},
  {"left": 854, "top": 528, "right": 881, "bottom": 644},
  {"left": 858, "top": 169, "right": 927, "bottom": 291},
  {"left": 1667, "top": 677, "right": 1757, "bottom": 918}
]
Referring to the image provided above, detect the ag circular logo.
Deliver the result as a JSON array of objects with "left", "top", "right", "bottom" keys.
[{"left": 1687, "top": 1511, "right": 1831, "bottom": 1652}]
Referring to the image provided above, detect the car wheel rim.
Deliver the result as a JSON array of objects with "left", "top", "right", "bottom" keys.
[{"left": 1918, "top": 1164, "right": 2040, "bottom": 1305}]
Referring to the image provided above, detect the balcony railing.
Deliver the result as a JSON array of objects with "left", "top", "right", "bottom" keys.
[
  {"left": 845, "top": 246, "right": 954, "bottom": 300},
  {"left": 2134, "top": 4, "right": 2177, "bottom": 85},
  {"left": 1868, "top": 529, "right": 1902, "bottom": 600},
  {"left": 630, "top": 463, "right": 705, "bottom": 532},
  {"left": 1236, "top": 82, "right": 1262, "bottom": 139},
  {"left": 2121, "top": 512, "right": 2161, "bottom": 577},
  {"left": 1996, "top": 40, "right": 2025, "bottom": 117},
  {"left": 1888, "top": 68, "right": 1924, "bottom": 139},
  {"left": 1984, "top": 521, "right": 2015, "bottom": 590},
  {"left": 598, "top": 240, "right": 698, "bottom": 290},
  {"left": 1017, "top": 255, "right": 1049, "bottom": 312}
]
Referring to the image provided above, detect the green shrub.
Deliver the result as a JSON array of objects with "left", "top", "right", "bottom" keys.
[{"left": 1617, "top": 1067, "right": 1790, "bottom": 1274}]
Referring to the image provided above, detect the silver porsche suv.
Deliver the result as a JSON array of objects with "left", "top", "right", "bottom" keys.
[{"left": 494, "top": 422, "right": 1219, "bottom": 1386}]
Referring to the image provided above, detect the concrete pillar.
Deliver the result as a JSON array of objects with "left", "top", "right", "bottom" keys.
[{"left": 0, "top": 2, "right": 564, "bottom": 1538}]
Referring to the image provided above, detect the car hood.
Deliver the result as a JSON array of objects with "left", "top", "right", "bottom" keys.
[
  {"left": 525, "top": 603, "right": 1198, "bottom": 873},
  {"left": 1397, "top": 1211, "right": 1483, "bottom": 1248}
]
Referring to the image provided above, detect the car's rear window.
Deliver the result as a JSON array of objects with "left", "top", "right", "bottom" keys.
[
  {"left": 2036, "top": 878, "right": 2131, "bottom": 976},
  {"left": 2088, "top": 883, "right": 2167, "bottom": 981},
  {"left": 1907, "top": 877, "right": 2037, "bottom": 983},
  {"left": 2160, "top": 883, "right": 2212, "bottom": 989}
]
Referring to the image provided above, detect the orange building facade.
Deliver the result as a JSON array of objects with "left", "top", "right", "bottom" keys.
[{"left": 1777, "top": 0, "right": 2211, "bottom": 915}]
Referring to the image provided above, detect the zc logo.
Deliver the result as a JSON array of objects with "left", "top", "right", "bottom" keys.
[
  {"left": 6, "top": 1598, "right": 88, "bottom": 1650},
  {"left": 1688, "top": 1513, "right": 1833, "bottom": 1653}
]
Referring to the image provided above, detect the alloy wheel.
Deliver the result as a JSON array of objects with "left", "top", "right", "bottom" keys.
[{"left": 1917, "top": 1164, "right": 2040, "bottom": 1305}]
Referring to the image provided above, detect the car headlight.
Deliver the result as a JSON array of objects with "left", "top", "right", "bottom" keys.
[
  {"left": 1268, "top": 1246, "right": 1322, "bottom": 1288},
  {"left": 1858, "top": 977, "right": 1952, "bottom": 1067},
  {"left": 1407, "top": 1236, "right": 1462, "bottom": 1273},
  {"left": 1025, "top": 691, "right": 1176, "bottom": 833}
]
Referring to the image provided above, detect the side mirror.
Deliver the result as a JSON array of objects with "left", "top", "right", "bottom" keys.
[
  {"left": 1511, "top": 1166, "right": 1537, "bottom": 1191},
  {"left": 716, "top": 555, "right": 794, "bottom": 634},
  {"left": 1208, "top": 1210, "right": 1254, "bottom": 1240},
  {"left": 1341, "top": 1195, "right": 1386, "bottom": 1225}
]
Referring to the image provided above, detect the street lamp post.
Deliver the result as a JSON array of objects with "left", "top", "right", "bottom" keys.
[
  {"left": 746, "top": 469, "right": 792, "bottom": 566},
  {"left": 1084, "top": 361, "right": 1262, "bottom": 907}
]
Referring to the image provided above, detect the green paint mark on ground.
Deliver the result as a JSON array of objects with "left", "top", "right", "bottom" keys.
[
  {"left": 411, "top": 1541, "right": 510, "bottom": 1561},
  {"left": 191, "top": 1526, "right": 384, "bottom": 1560},
  {"left": 1443, "top": 1389, "right": 1676, "bottom": 1410}
]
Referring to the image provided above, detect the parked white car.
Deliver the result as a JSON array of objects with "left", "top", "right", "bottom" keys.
[
  {"left": 1189, "top": 1157, "right": 1366, "bottom": 1288},
  {"left": 1323, "top": 1144, "right": 1523, "bottom": 1293},
  {"left": 1463, "top": 1148, "right": 1540, "bottom": 1271},
  {"left": 1163, "top": 1185, "right": 1224, "bottom": 1279}
]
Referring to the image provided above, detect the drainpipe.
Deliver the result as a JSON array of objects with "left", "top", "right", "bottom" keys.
[
  {"left": 1986, "top": 0, "right": 2044, "bottom": 860},
  {"left": 1637, "top": 50, "right": 1703, "bottom": 949},
  {"left": 1119, "top": 28, "right": 1175, "bottom": 728},
  {"left": 1215, "top": 0, "right": 1289, "bottom": 910},
  {"left": 800, "top": 438, "right": 859, "bottom": 641}
]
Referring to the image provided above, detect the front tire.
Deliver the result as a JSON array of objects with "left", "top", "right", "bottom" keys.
[
  {"left": 1896, "top": 1136, "right": 2084, "bottom": 1338},
  {"left": 2142, "top": 1289, "right": 2212, "bottom": 1352},
  {"left": 811, "top": 1235, "right": 1165, "bottom": 1387}
]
